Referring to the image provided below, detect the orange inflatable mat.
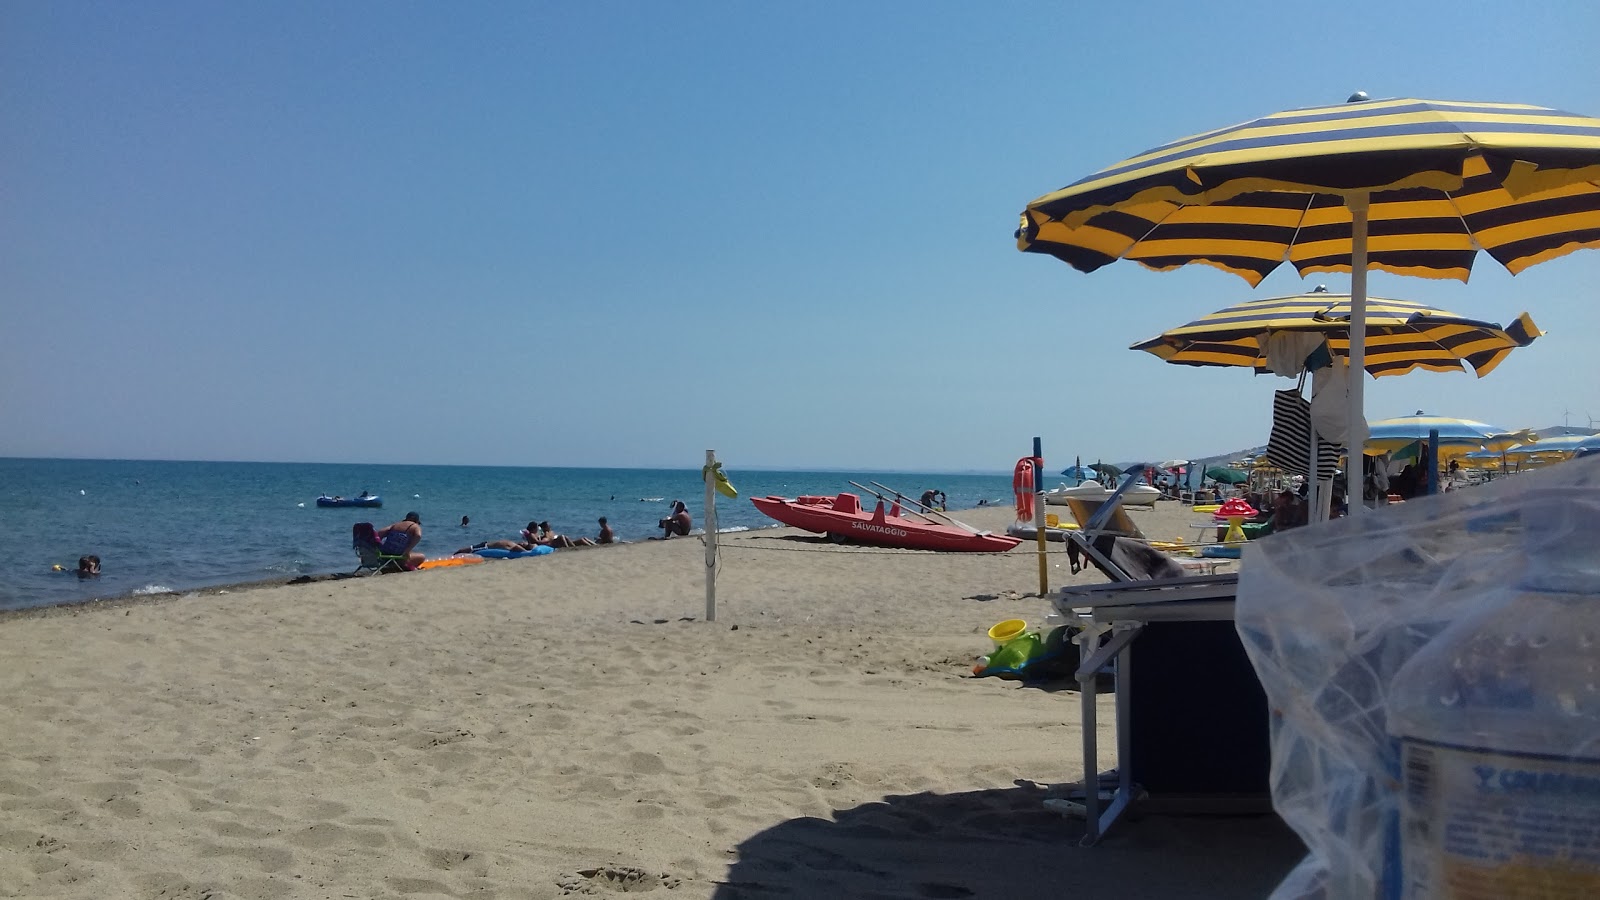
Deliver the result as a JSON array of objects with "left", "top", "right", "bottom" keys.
[{"left": 417, "top": 556, "right": 485, "bottom": 570}]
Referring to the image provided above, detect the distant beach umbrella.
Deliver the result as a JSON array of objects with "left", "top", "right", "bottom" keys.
[
  {"left": 1503, "top": 433, "right": 1597, "bottom": 454},
  {"left": 1089, "top": 462, "right": 1123, "bottom": 479},
  {"left": 1059, "top": 465, "right": 1098, "bottom": 482},
  {"left": 1204, "top": 467, "right": 1251, "bottom": 485},
  {"left": 1365, "top": 414, "right": 1529, "bottom": 458}
]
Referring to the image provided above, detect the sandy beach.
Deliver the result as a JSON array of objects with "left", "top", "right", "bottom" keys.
[{"left": 0, "top": 501, "right": 1301, "bottom": 899}]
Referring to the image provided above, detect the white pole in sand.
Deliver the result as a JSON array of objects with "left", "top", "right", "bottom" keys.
[{"left": 704, "top": 449, "right": 718, "bottom": 623}]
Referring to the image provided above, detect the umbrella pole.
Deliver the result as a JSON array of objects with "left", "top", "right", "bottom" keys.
[
  {"left": 1346, "top": 192, "right": 1370, "bottom": 521},
  {"left": 1307, "top": 379, "right": 1319, "bottom": 521}
]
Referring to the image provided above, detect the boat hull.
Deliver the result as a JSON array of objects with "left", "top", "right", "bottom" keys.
[
  {"left": 316, "top": 497, "right": 383, "bottom": 508},
  {"left": 1042, "top": 483, "right": 1161, "bottom": 507},
  {"left": 750, "top": 494, "right": 1021, "bottom": 553}
]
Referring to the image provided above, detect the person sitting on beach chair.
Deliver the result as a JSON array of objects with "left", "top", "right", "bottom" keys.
[
  {"left": 373, "top": 512, "right": 426, "bottom": 570},
  {"left": 353, "top": 522, "right": 416, "bottom": 574}
]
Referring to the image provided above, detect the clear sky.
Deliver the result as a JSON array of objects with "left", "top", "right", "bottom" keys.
[{"left": 4, "top": 1, "right": 1597, "bottom": 472}]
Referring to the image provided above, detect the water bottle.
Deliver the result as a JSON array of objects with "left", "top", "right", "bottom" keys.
[{"left": 1387, "top": 491, "right": 1600, "bottom": 898}]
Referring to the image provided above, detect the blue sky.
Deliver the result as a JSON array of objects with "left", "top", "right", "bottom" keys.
[{"left": 3, "top": 1, "right": 1597, "bottom": 472}]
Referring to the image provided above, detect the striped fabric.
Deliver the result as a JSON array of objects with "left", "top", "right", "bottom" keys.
[
  {"left": 1365, "top": 415, "right": 1525, "bottom": 456},
  {"left": 1131, "top": 292, "right": 1541, "bottom": 377},
  {"left": 1266, "top": 390, "right": 1342, "bottom": 480},
  {"left": 1018, "top": 98, "right": 1600, "bottom": 284},
  {"left": 1505, "top": 433, "right": 1597, "bottom": 454}
]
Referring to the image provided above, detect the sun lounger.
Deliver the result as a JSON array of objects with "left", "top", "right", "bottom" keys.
[
  {"left": 1049, "top": 465, "right": 1265, "bottom": 845},
  {"left": 1059, "top": 482, "right": 1229, "bottom": 580}
]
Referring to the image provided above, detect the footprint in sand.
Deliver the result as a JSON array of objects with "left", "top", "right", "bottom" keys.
[{"left": 557, "top": 866, "right": 682, "bottom": 893}]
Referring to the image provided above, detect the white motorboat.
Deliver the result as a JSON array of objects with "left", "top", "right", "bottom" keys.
[{"left": 1042, "top": 480, "right": 1163, "bottom": 508}]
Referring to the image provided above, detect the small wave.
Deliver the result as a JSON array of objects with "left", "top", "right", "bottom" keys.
[
  {"left": 715, "top": 525, "right": 751, "bottom": 534},
  {"left": 640, "top": 497, "right": 664, "bottom": 502},
  {"left": 132, "top": 584, "right": 174, "bottom": 596}
]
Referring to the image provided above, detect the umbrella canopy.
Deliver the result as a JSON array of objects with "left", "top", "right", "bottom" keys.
[
  {"left": 1017, "top": 97, "right": 1600, "bottom": 284},
  {"left": 1017, "top": 94, "right": 1600, "bottom": 517},
  {"left": 1205, "top": 466, "right": 1251, "bottom": 485},
  {"left": 1131, "top": 290, "right": 1542, "bottom": 378},
  {"left": 1089, "top": 462, "right": 1123, "bottom": 479},
  {"left": 1156, "top": 458, "right": 1191, "bottom": 470},
  {"left": 1059, "top": 465, "right": 1098, "bottom": 482},
  {"left": 1365, "top": 415, "right": 1528, "bottom": 456},
  {"left": 1504, "top": 433, "right": 1596, "bottom": 454}
]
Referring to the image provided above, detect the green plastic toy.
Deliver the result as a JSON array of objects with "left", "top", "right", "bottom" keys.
[{"left": 973, "top": 625, "right": 1072, "bottom": 680}]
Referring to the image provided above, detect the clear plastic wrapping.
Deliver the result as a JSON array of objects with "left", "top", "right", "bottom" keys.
[{"left": 1236, "top": 457, "right": 1600, "bottom": 899}]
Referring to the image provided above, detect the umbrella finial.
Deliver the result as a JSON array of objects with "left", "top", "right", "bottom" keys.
[{"left": 1347, "top": 91, "right": 1370, "bottom": 102}]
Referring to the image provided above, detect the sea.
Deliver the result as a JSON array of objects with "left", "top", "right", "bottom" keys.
[{"left": 0, "top": 458, "right": 1017, "bottom": 612}]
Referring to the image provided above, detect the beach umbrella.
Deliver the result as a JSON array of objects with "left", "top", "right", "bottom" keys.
[
  {"left": 1132, "top": 284, "right": 1542, "bottom": 520},
  {"left": 1365, "top": 414, "right": 1529, "bottom": 458},
  {"left": 1205, "top": 466, "right": 1251, "bottom": 485},
  {"left": 1156, "top": 458, "right": 1191, "bottom": 470},
  {"left": 1060, "top": 465, "right": 1098, "bottom": 482},
  {"left": 1131, "top": 288, "right": 1541, "bottom": 378},
  {"left": 1504, "top": 433, "right": 1598, "bottom": 454},
  {"left": 1089, "top": 462, "right": 1123, "bottom": 479},
  {"left": 1017, "top": 94, "right": 1600, "bottom": 518}
]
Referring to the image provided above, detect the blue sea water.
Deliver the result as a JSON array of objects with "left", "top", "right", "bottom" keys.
[{"left": 0, "top": 458, "right": 1016, "bottom": 612}]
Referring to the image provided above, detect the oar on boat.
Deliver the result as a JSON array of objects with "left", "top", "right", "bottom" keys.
[{"left": 863, "top": 481, "right": 986, "bottom": 535}]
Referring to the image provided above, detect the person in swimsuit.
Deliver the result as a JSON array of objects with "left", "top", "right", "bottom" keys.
[
  {"left": 597, "top": 517, "right": 615, "bottom": 544},
  {"left": 376, "top": 512, "right": 426, "bottom": 569},
  {"left": 658, "top": 500, "right": 691, "bottom": 538},
  {"left": 77, "top": 555, "right": 101, "bottom": 578},
  {"left": 456, "top": 538, "right": 533, "bottom": 554},
  {"left": 535, "top": 521, "right": 595, "bottom": 548}
]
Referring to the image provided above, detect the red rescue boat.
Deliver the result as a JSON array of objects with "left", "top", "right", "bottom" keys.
[{"left": 750, "top": 492, "right": 1022, "bottom": 553}]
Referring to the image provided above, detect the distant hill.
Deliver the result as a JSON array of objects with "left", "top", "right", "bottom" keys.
[
  {"left": 1115, "top": 445, "right": 1266, "bottom": 473},
  {"left": 1535, "top": 425, "right": 1598, "bottom": 439}
]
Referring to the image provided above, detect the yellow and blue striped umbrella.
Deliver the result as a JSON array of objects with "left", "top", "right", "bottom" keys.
[
  {"left": 1365, "top": 415, "right": 1531, "bottom": 458},
  {"left": 1018, "top": 97, "right": 1600, "bottom": 284},
  {"left": 1132, "top": 290, "right": 1541, "bottom": 378},
  {"left": 1504, "top": 433, "right": 1597, "bottom": 454}
]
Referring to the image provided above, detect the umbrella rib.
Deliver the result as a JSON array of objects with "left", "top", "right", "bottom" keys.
[
  {"left": 1117, "top": 203, "right": 1186, "bottom": 260},
  {"left": 1282, "top": 193, "right": 1318, "bottom": 264},
  {"left": 1440, "top": 185, "right": 1486, "bottom": 253}
]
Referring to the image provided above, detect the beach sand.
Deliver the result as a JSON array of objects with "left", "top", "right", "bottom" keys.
[{"left": 0, "top": 502, "right": 1301, "bottom": 899}]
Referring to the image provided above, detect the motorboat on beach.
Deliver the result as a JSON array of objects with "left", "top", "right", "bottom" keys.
[
  {"left": 316, "top": 494, "right": 383, "bottom": 508},
  {"left": 750, "top": 491, "right": 1021, "bottom": 553},
  {"left": 1042, "top": 481, "right": 1162, "bottom": 507}
]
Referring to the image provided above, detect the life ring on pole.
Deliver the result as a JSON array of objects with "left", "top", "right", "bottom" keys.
[{"left": 1013, "top": 457, "right": 1037, "bottom": 522}]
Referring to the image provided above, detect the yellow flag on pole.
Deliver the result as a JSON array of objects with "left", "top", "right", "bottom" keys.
[{"left": 703, "top": 461, "right": 738, "bottom": 499}]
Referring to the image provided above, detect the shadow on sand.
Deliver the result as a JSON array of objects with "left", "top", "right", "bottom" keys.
[{"left": 712, "top": 783, "right": 1303, "bottom": 899}]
